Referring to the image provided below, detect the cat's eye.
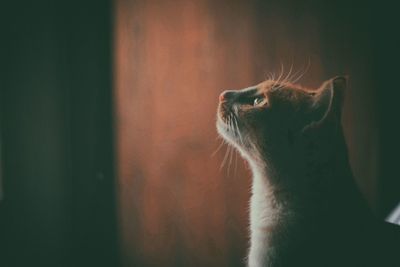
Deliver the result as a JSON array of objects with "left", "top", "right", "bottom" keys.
[{"left": 253, "top": 97, "right": 264, "bottom": 106}]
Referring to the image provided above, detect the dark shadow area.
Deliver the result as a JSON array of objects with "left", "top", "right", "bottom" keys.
[{"left": 0, "top": 1, "right": 119, "bottom": 266}]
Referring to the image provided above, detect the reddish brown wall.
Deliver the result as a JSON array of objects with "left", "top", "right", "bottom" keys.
[{"left": 114, "top": 1, "right": 378, "bottom": 266}]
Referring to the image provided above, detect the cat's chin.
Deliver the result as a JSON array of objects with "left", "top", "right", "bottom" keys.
[
  {"left": 217, "top": 117, "right": 256, "bottom": 164},
  {"left": 216, "top": 117, "right": 239, "bottom": 147}
]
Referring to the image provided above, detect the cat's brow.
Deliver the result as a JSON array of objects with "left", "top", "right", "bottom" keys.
[{"left": 239, "top": 86, "right": 259, "bottom": 97}]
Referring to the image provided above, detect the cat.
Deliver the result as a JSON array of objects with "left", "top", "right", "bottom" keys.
[{"left": 216, "top": 76, "right": 400, "bottom": 267}]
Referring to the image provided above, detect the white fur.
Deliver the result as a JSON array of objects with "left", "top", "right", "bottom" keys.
[{"left": 247, "top": 162, "right": 280, "bottom": 267}]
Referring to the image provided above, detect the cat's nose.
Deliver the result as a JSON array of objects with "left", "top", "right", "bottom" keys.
[{"left": 219, "top": 90, "right": 236, "bottom": 102}]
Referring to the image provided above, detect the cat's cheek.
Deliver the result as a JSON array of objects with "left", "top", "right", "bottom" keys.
[
  {"left": 216, "top": 119, "right": 227, "bottom": 135},
  {"left": 243, "top": 112, "right": 263, "bottom": 127}
]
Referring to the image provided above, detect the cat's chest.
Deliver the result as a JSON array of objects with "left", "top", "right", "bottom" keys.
[
  {"left": 248, "top": 187, "right": 282, "bottom": 267},
  {"left": 249, "top": 191, "right": 278, "bottom": 229},
  {"left": 249, "top": 170, "right": 281, "bottom": 228}
]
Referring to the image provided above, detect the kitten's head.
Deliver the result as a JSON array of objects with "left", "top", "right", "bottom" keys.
[{"left": 216, "top": 76, "right": 347, "bottom": 164}]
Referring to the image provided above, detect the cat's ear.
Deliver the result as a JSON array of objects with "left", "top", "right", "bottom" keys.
[{"left": 303, "top": 76, "right": 347, "bottom": 131}]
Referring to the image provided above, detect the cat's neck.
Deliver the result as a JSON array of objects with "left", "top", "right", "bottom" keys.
[
  {"left": 247, "top": 161, "right": 293, "bottom": 267},
  {"left": 246, "top": 127, "right": 371, "bottom": 267}
]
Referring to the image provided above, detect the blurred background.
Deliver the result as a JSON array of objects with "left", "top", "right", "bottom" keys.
[{"left": 1, "top": 0, "right": 399, "bottom": 266}]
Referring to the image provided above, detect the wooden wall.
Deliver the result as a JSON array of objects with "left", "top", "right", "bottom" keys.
[{"left": 114, "top": 0, "right": 389, "bottom": 266}]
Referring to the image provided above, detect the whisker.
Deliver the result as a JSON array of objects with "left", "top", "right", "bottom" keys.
[
  {"left": 228, "top": 142, "right": 234, "bottom": 175},
  {"left": 284, "top": 66, "right": 303, "bottom": 85},
  {"left": 226, "top": 113, "right": 234, "bottom": 175},
  {"left": 270, "top": 72, "right": 275, "bottom": 80},
  {"left": 233, "top": 116, "right": 244, "bottom": 146},
  {"left": 211, "top": 139, "right": 226, "bottom": 157},
  {"left": 268, "top": 72, "right": 276, "bottom": 81},
  {"left": 264, "top": 71, "right": 270, "bottom": 82},
  {"left": 277, "top": 62, "right": 285, "bottom": 83},
  {"left": 291, "top": 59, "right": 311, "bottom": 85},
  {"left": 280, "top": 62, "right": 294, "bottom": 86},
  {"left": 272, "top": 62, "right": 285, "bottom": 90},
  {"left": 215, "top": 135, "right": 222, "bottom": 140},
  {"left": 291, "top": 58, "right": 310, "bottom": 84},
  {"left": 220, "top": 144, "right": 231, "bottom": 170},
  {"left": 228, "top": 114, "right": 233, "bottom": 133},
  {"left": 234, "top": 148, "right": 238, "bottom": 177},
  {"left": 267, "top": 71, "right": 275, "bottom": 81}
]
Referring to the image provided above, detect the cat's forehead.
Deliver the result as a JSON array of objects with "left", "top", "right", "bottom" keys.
[
  {"left": 237, "top": 80, "right": 311, "bottom": 96},
  {"left": 257, "top": 80, "right": 310, "bottom": 92},
  {"left": 238, "top": 81, "right": 275, "bottom": 94},
  {"left": 239, "top": 85, "right": 259, "bottom": 94}
]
